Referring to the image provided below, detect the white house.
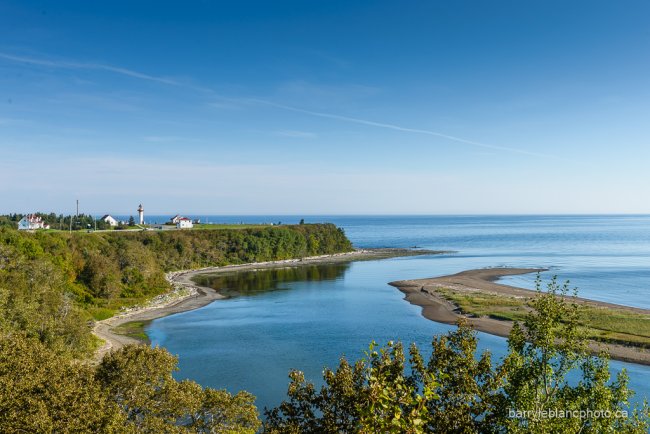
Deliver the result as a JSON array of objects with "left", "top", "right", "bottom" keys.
[
  {"left": 101, "top": 214, "right": 118, "bottom": 227},
  {"left": 170, "top": 214, "right": 183, "bottom": 224},
  {"left": 18, "top": 214, "right": 50, "bottom": 230},
  {"left": 176, "top": 217, "right": 193, "bottom": 229}
]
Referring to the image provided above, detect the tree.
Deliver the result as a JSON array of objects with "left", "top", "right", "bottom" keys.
[
  {"left": 417, "top": 318, "right": 504, "bottom": 432},
  {"left": 498, "top": 276, "right": 649, "bottom": 433},
  {"left": 0, "top": 245, "right": 94, "bottom": 357},
  {"left": 0, "top": 333, "right": 126, "bottom": 433},
  {"left": 128, "top": 216, "right": 136, "bottom": 226},
  {"left": 265, "top": 342, "right": 438, "bottom": 434},
  {"left": 96, "top": 344, "right": 261, "bottom": 433},
  {"left": 265, "top": 277, "right": 650, "bottom": 433},
  {"left": 0, "top": 335, "right": 261, "bottom": 433}
]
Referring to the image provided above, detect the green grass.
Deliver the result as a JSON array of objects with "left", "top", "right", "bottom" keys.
[
  {"left": 435, "top": 287, "right": 650, "bottom": 349},
  {"left": 112, "top": 321, "right": 151, "bottom": 343},
  {"left": 52, "top": 222, "right": 294, "bottom": 233},
  {"left": 437, "top": 288, "right": 530, "bottom": 322},
  {"left": 87, "top": 307, "right": 117, "bottom": 321},
  {"left": 86, "top": 291, "right": 168, "bottom": 321},
  {"left": 577, "top": 306, "right": 650, "bottom": 348},
  {"left": 190, "top": 223, "right": 274, "bottom": 230}
]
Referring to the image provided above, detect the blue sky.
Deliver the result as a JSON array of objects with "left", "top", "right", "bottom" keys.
[{"left": 1, "top": 0, "right": 649, "bottom": 214}]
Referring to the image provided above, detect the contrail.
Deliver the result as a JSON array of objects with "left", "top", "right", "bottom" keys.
[
  {"left": 0, "top": 52, "right": 181, "bottom": 86},
  {"left": 244, "top": 98, "right": 555, "bottom": 159},
  {"left": 1, "top": 51, "right": 555, "bottom": 159}
]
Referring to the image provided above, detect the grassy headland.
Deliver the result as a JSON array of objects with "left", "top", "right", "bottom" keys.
[
  {"left": 96, "top": 247, "right": 447, "bottom": 352},
  {"left": 0, "top": 223, "right": 353, "bottom": 358}
]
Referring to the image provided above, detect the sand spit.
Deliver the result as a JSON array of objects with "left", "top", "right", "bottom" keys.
[{"left": 390, "top": 268, "right": 650, "bottom": 366}]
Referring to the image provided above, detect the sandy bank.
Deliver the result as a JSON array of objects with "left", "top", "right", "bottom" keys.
[
  {"left": 92, "top": 248, "right": 444, "bottom": 362},
  {"left": 390, "top": 268, "right": 650, "bottom": 366}
]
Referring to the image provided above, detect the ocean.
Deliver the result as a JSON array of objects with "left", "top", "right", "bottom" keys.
[{"left": 145, "top": 215, "right": 650, "bottom": 412}]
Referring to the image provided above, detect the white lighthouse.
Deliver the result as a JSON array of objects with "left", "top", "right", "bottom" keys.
[{"left": 137, "top": 204, "right": 144, "bottom": 225}]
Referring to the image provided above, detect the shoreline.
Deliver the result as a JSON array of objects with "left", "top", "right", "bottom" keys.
[
  {"left": 92, "top": 248, "right": 445, "bottom": 362},
  {"left": 390, "top": 268, "right": 650, "bottom": 366}
]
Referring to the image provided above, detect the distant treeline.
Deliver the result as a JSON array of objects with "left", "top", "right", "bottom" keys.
[
  {"left": 0, "top": 212, "right": 115, "bottom": 230},
  {"left": 0, "top": 223, "right": 353, "bottom": 356}
]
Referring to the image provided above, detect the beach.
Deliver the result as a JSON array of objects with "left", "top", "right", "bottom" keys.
[
  {"left": 94, "top": 253, "right": 650, "bottom": 367},
  {"left": 92, "top": 248, "right": 444, "bottom": 362},
  {"left": 390, "top": 268, "right": 650, "bottom": 365}
]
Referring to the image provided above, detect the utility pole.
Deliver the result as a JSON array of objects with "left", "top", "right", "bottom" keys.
[{"left": 76, "top": 199, "right": 79, "bottom": 218}]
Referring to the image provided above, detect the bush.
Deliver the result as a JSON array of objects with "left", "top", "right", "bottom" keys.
[
  {"left": 0, "top": 335, "right": 261, "bottom": 433},
  {"left": 265, "top": 279, "right": 650, "bottom": 433}
]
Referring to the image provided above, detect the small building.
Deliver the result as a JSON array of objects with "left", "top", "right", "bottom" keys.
[
  {"left": 18, "top": 214, "right": 50, "bottom": 230},
  {"left": 170, "top": 214, "right": 183, "bottom": 224},
  {"left": 176, "top": 217, "right": 193, "bottom": 229},
  {"left": 101, "top": 214, "right": 118, "bottom": 227}
]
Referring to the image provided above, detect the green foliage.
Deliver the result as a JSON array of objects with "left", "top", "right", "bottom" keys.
[
  {"left": 0, "top": 212, "right": 113, "bottom": 231},
  {"left": 0, "top": 243, "right": 95, "bottom": 357},
  {"left": 88, "top": 307, "right": 118, "bottom": 321},
  {"left": 499, "top": 276, "right": 649, "bottom": 433},
  {"left": 0, "top": 214, "right": 20, "bottom": 229},
  {"left": 420, "top": 318, "right": 504, "bottom": 432},
  {"left": 96, "top": 345, "right": 261, "bottom": 433},
  {"left": 0, "top": 334, "right": 261, "bottom": 433},
  {"left": 0, "top": 224, "right": 352, "bottom": 357},
  {"left": 265, "top": 342, "right": 439, "bottom": 434},
  {"left": 265, "top": 278, "right": 650, "bottom": 433},
  {"left": 264, "top": 324, "right": 497, "bottom": 433},
  {"left": 0, "top": 333, "right": 126, "bottom": 433}
]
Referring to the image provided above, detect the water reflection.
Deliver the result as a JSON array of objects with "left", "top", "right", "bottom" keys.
[
  {"left": 149, "top": 258, "right": 650, "bottom": 412},
  {"left": 193, "top": 263, "right": 350, "bottom": 296}
]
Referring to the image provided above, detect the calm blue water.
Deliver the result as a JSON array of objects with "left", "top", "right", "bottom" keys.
[{"left": 147, "top": 215, "right": 650, "bottom": 412}]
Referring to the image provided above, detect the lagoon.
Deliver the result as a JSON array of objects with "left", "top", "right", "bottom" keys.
[{"left": 147, "top": 215, "right": 650, "bottom": 412}]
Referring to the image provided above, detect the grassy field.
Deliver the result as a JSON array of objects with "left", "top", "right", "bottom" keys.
[
  {"left": 436, "top": 287, "right": 650, "bottom": 349},
  {"left": 111, "top": 321, "right": 151, "bottom": 343},
  {"left": 43, "top": 224, "right": 274, "bottom": 233},
  {"left": 186, "top": 223, "right": 274, "bottom": 230},
  {"left": 86, "top": 295, "right": 165, "bottom": 321}
]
